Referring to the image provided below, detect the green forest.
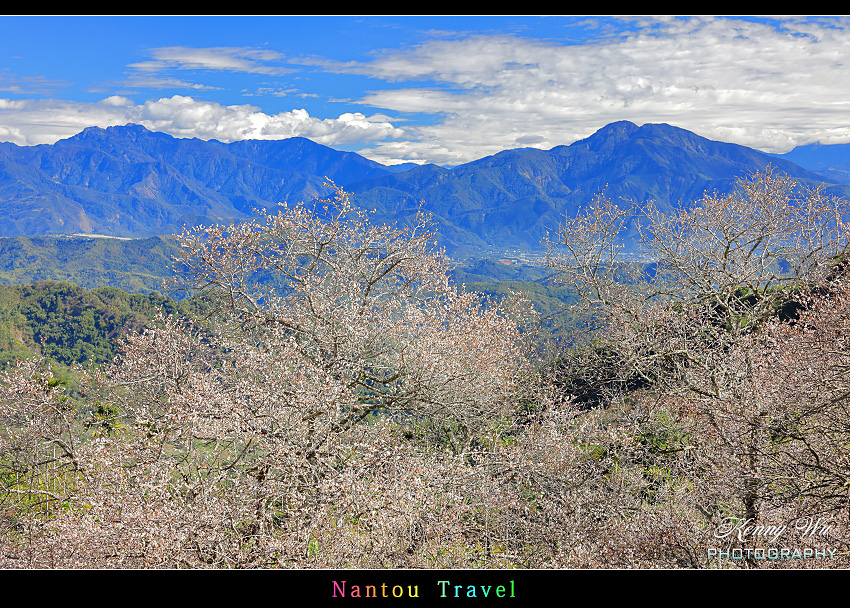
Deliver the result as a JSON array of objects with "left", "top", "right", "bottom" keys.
[{"left": 0, "top": 281, "right": 198, "bottom": 372}]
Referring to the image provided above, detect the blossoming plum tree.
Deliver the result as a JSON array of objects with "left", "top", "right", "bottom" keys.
[
  {"left": 1, "top": 186, "right": 531, "bottom": 567},
  {"left": 542, "top": 168, "right": 850, "bottom": 567}
]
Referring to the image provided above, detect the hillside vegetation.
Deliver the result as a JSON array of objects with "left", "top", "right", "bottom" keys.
[
  {"left": 1, "top": 172, "right": 849, "bottom": 569},
  {"left": 0, "top": 281, "right": 198, "bottom": 373},
  {"left": 0, "top": 235, "right": 180, "bottom": 294}
]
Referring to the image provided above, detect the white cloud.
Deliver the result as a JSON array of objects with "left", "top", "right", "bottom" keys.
[
  {"left": 0, "top": 95, "right": 404, "bottom": 147},
  {"left": 6, "top": 18, "right": 850, "bottom": 166},
  {"left": 99, "top": 95, "right": 134, "bottom": 107},
  {"left": 315, "top": 17, "right": 850, "bottom": 165},
  {"left": 132, "top": 96, "right": 403, "bottom": 144},
  {"left": 0, "top": 99, "right": 26, "bottom": 110},
  {"left": 0, "top": 124, "right": 26, "bottom": 144},
  {"left": 114, "top": 46, "right": 296, "bottom": 92},
  {"left": 129, "top": 46, "right": 293, "bottom": 76},
  {"left": 122, "top": 75, "right": 223, "bottom": 90},
  {"left": 0, "top": 71, "right": 69, "bottom": 95},
  {"left": 243, "top": 86, "right": 317, "bottom": 98},
  {"left": 0, "top": 98, "right": 133, "bottom": 144}
]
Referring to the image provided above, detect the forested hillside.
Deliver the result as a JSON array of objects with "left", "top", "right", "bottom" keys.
[
  {"left": 0, "top": 281, "right": 196, "bottom": 371},
  {"left": 0, "top": 235, "right": 180, "bottom": 293}
]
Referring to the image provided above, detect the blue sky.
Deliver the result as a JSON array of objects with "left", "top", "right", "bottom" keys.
[{"left": 2, "top": 15, "right": 850, "bottom": 165}]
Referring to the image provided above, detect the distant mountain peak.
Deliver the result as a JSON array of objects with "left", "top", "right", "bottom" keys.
[
  {"left": 573, "top": 120, "right": 640, "bottom": 151},
  {"left": 770, "top": 140, "right": 850, "bottom": 183},
  {"left": 61, "top": 123, "right": 168, "bottom": 146},
  {"left": 635, "top": 122, "right": 687, "bottom": 136},
  {"left": 63, "top": 125, "right": 108, "bottom": 141},
  {"left": 601, "top": 119, "right": 639, "bottom": 131},
  {"left": 111, "top": 123, "right": 148, "bottom": 132}
]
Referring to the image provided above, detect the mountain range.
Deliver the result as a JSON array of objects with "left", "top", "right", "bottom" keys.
[{"left": 1, "top": 121, "right": 848, "bottom": 255}]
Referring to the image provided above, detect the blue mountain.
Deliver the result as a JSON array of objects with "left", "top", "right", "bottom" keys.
[
  {"left": 772, "top": 142, "right": 850, "bottom": 183},
  {"left": 0, "top": 124, "right": 395, "bottom": 237},
  {"left": 0, "top": 121, "right": 843, "bottom": 254},
  {"left": 348, "top": 120, "right": 838, "bottom": 252}
]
